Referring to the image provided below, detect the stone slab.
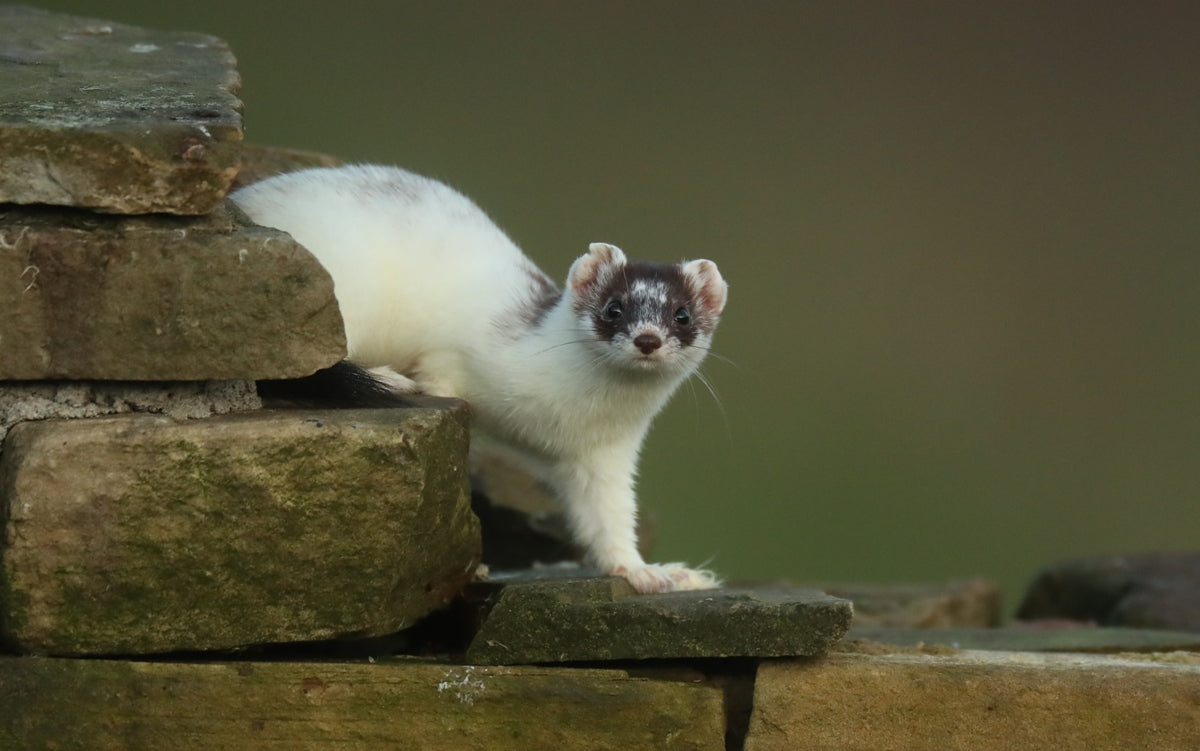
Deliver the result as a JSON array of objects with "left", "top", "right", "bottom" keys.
[
  {"left": 0, "top": 203, "right": 346, "bottom": 380},
  {"left": 846, "top": 625, "right": 1200, "bottom": 653},
  {"left": 0, "top": 380, "right": 260, "bottom": 442},
  {"left": 0, "top": 406, "right": 479, "bottom": 655},
  {"left": 746, "top": 651, "right": 1200, "bottom": 751},
  {"left": 1018, "top": 552, "right": 1200, "bottom": 631},
  {"left": 0, "top": 658, "right": 725, "bottom": 750},
  {"left": 0, "top": 6, "right": 242, "bottom": 214},
  {"left": 464, "top": 574, "right": 852, "bottom": 665}
]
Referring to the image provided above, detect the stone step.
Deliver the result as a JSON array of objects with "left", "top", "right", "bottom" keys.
[
  {"left": 0, "top": 203, "right": 345, "bottom": 380},
  {"left": 464, "top": 573, "right": 853, "bottom": 664},
  {"left": 746, "top": 650, "right": 1200, "bottom": 751},
  {"left": 0, "top": 657, "right": 725, "bottom": 750},
  {"left": 0, "top": 6, "right": 242, "bottom": 215},
  {"left": 0, "top": 406, "right": 479, "bottom": 655}
]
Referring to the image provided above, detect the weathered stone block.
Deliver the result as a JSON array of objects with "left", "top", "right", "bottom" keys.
[
  {"left": 0, "top": 406, "right": 480, "bottom": 655},
  {"left": 465, "top": 574, "right": 852, "bottom": 664},
  {"left": 0, "top": 658, "right": 726, "bottom": 750},
  {"left": 0, "top": 380, "right": 261, "bottom": 442},
  {"left": 1019, "top": 552, "right": 1200, "bottom": 632},
  {"left": 0, "top": 204, "right": 346, "bottom": 380},
  {"left": 746, "top": 651, "right": 1200, "bottom": 751},
  {"left": 0, "top": 6, "right": 242, "bottom": 214}
]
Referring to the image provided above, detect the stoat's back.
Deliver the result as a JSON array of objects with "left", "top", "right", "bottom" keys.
[{"left": 231, "top": 165, "right": 558, "bottom": 369}]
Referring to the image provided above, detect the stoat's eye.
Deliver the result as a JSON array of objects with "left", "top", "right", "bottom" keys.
[
  {"left": 602, "top": 299, "right": 623, "bottom": 321},
  {"left": 673, "top": 307, "right": 692, "bottom": 326}
]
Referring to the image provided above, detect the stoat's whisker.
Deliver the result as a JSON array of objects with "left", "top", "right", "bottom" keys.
[
  {"left": 530, "top": 339, "right": 592, "bottom": 357},
  {"left": 691, "top": 369, "right": 733, "bottom": 446},
  {"left": 686, "top": 344, "right": 740, "bottom": 369}
]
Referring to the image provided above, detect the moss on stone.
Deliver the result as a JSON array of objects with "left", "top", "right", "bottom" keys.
[
  {"left": 0, "top": 657, "right": 726, "bottom": 750},
  {"left": 0, "top": 406, "right": 480, "bottom": 655}
]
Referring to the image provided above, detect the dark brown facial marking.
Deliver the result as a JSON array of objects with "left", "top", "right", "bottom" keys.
[{"left": 587, "top": 261, "right": 703, "bottom": 346}]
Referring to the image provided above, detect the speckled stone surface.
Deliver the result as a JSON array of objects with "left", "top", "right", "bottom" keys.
[{"left": 465, "top": 573, "right": 852, "bottom": 664}]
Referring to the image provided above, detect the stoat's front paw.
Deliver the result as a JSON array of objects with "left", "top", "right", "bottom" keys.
[{"left": 615, "top": 562, "right": 721, "bottom": 594}]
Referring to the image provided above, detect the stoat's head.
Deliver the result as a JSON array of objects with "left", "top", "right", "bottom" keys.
[{"left": 566, "top": 242, "right": 728, "bottom": 376}]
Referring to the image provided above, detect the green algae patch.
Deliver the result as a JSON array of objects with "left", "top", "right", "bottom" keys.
[{"left": 0, "top": 406, "right": 479, "bottom": 655}]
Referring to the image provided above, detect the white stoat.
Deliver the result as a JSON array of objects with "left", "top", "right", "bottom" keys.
[{"left": 232, "top": 165, "right": 728, "bottom": 594}]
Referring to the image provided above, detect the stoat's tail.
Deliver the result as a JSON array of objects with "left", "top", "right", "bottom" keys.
[{"left": 257, "top": 360, "right": 415, "bottom": 408}]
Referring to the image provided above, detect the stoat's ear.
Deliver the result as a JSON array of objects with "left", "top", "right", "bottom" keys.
[
  {"left": 682, "top": 259, "right": 728, "bottom": 317},
  {"left": 568, "top": 242, "right": 627, "bottom": 299}
]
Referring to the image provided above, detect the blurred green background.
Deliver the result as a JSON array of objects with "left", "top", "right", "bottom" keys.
[{"left": 39, "top": 1, "right": 1200, "bottom": 609}]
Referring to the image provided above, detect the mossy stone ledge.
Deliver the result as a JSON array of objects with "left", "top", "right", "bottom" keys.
[
  {"left": 0, "top": 658, "right": 726, "bottom": 751},
  {"left": 0, "top": 405, "right": 480, "bottom": 655}
]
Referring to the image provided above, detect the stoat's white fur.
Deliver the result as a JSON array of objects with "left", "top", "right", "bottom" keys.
[{"left": 233, "top": 165, "right": 728, "bottom": 593}]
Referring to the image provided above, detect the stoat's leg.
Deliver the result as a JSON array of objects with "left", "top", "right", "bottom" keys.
[
  {"left": 367, "top": 365, "right": 421, "bottom": 394},
  {"left": 552, "top": 445, "right": 720, "bottom": 594}
]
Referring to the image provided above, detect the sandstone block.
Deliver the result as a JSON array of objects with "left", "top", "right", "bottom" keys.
[
  {"left": 0, "top": 204, "right": 346, "bottom": 380},
  {"left": 0, "top": 658, "right": 725, "bottom": 750},
  {"left": 465, "top": 574, "right": 852, "bottom": 665},
  {"left": 0, "top": 406, "right": 479, "bottom": 655},
  {"left": 746, "top": 651, "right": 1200, "bottom": 751},
  {"left": 0, "top": 6, "right": 242, "bottom": 214}
]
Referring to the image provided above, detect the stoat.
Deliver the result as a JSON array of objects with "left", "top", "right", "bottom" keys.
[{"left": 232, "top": 165, "right": 728, "bottom": 594}]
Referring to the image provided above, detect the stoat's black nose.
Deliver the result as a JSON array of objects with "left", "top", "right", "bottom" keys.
[{"left": 634, "top": 334, "right": 663, "bottom": 354}]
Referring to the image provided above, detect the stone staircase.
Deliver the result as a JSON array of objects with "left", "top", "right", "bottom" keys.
[{"left": 1, "top": 7, "right": 1196, "bottom": 749}]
